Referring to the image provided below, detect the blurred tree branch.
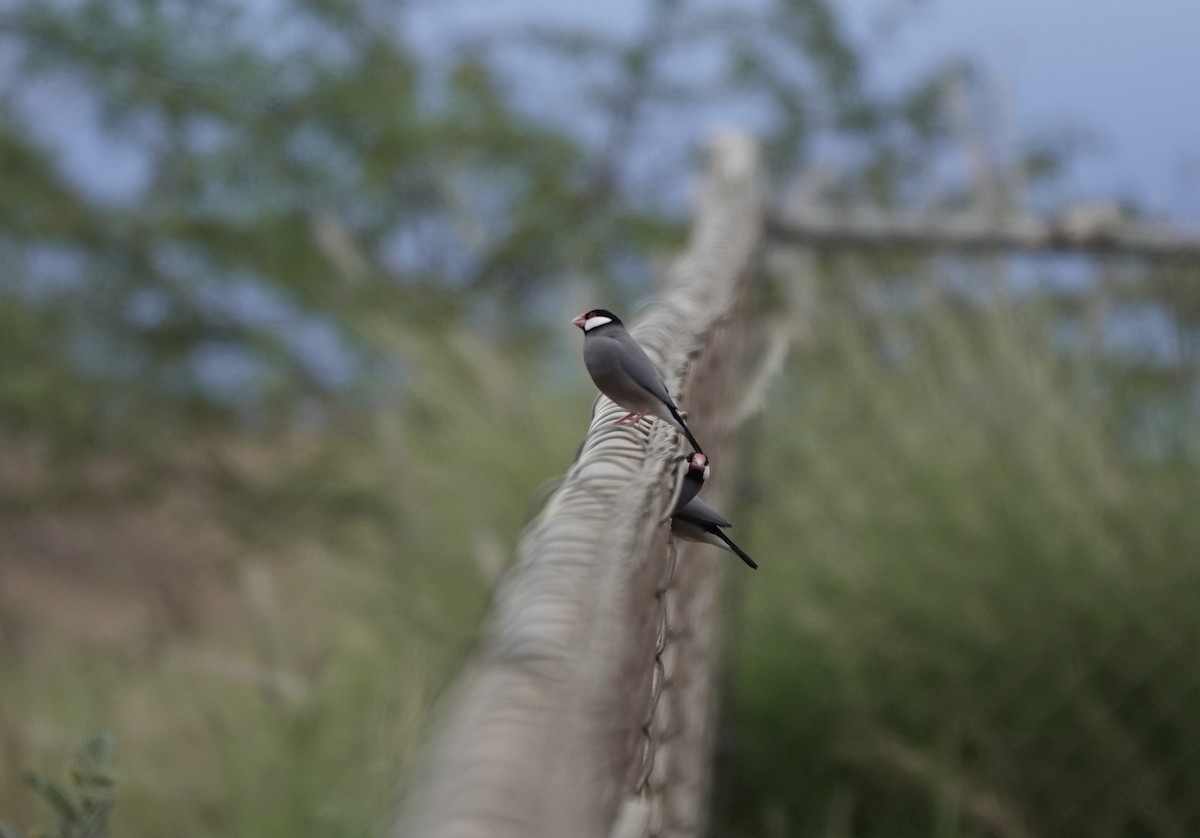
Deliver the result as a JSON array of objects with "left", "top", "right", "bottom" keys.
[{"left": 768, "top": 202, "right": 1200, "bottom": 259}]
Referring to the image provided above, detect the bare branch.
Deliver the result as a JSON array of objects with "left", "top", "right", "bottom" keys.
[{"left": 768, "top": 205, "right": 1200, "bottom": 260}]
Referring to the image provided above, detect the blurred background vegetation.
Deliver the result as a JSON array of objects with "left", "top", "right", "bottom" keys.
[{"left": 2, "top": 0, "right": 1199, "bottom": 835}]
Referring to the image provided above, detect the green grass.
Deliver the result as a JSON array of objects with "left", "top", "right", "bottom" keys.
[
  {"left": 713, "top": 275, "right": 1200, "bottom": 836},
  {"left": 4, "top": 283, "right": 1199, "bottom": 837},
  {"left": 0, "top": 323, "right": 586, "bottom": 837}
]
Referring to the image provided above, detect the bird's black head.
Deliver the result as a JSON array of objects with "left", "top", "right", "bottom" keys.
[
  {"left": 572, "top": 309, "right": 623, "bottom": 332},
  {"left": 685, "top": 452, "right": 710, "bottom": 483}
]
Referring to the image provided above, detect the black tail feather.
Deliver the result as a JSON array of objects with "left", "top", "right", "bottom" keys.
[
  {"left": 712, "top": 527, "right": 758, "bottom": 570},
  {"left": 667, "top": 403, "right": 704, "bottom": 454}
]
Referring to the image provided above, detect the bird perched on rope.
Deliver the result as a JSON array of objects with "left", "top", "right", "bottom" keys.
[
  {"left": 572, "top": 308, "right": 704, "bottom": 454},
  {"left": 670, "top": 452, "right": 758, "bottom": 569},
  {"left": 673, "top": 451, "right": 710, "bottom": 511}
]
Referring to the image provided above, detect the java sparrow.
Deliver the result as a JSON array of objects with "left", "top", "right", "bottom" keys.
[
  {"left": 670, "top": 452, "right": 758, "bottom": 570},
  {"left": 572, "top": 309, "right": 704, "bottom": 454},
  {"left": 673, "top": 452, "right": 711, "bottom": 512}
]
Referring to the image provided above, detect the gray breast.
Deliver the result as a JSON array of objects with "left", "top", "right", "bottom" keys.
[{"left": 584, "top": 334, "right": 664, "bottom": 414}]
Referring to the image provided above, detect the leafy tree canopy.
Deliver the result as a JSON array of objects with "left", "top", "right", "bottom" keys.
[{"left": 0, "top": 0, "right": 1042, "bottom": 447}]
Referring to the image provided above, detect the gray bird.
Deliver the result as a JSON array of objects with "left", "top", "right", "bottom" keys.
[
  {"left": 670, "top": 453, "right": 758, "bottom": 570},
  {"left": 673, "top": 452, "right": 711, "bottom": 512},
  {"left": 572, "top": 308, "right": 704, "bottom": 454}
]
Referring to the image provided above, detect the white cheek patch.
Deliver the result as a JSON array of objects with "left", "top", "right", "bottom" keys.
[
  {"left": 703, "top": 465, "right": 711, "bottom": 481},
  {"left": 583, "top": 315, "right": 613, "bottom": 331}
]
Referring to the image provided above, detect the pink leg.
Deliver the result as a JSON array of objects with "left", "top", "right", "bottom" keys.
[{"left": 612, "top": 412, "right": 647, "bottom": 426}]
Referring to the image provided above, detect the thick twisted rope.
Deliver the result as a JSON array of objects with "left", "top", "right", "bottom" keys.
[{"left": 393, "top": 132, "right": 763, "bottom": 838}]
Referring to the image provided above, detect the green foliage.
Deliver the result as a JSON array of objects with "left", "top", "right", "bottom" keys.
[
  {"left": 3, "top": 0, "right": 632, "bottom": 444},
  {"left": 0, "top": 324, "right": 586, "bottom": 837},
  {"left": 0, "top": 0, "right": 990, "bottom": 451},
  {"left": 713, "top": 262, "right": 1200, "bottom": 836},
  {"left": 2, "top": 733, "right": 116, "bottom": 838}
]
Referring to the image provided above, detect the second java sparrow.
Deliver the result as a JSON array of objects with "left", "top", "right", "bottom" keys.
[
  {"left": 572, "top": 309, "right": 704, "bottom": 454},
  {"left": 670, "top": 452, "right": 758, "bottom": 570},
  {"left": 674, "top": 452, "right": 711, "bottom": 511}
]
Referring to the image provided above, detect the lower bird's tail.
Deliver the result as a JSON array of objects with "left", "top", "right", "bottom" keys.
[
  {"left": 666, "top": 403, "right": 704, "bottom": 454},
  {"left": 713, "top": 528, "right": 758, "bottom": 569}
]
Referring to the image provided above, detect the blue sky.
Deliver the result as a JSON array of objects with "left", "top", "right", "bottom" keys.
[{"left": 840, "top": 0, "right": 1200, "bottom": 222}]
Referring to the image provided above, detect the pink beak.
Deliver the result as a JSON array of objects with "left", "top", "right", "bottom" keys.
[{"left": 571, "top": 313, "right": 588, "bottom": 330}]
